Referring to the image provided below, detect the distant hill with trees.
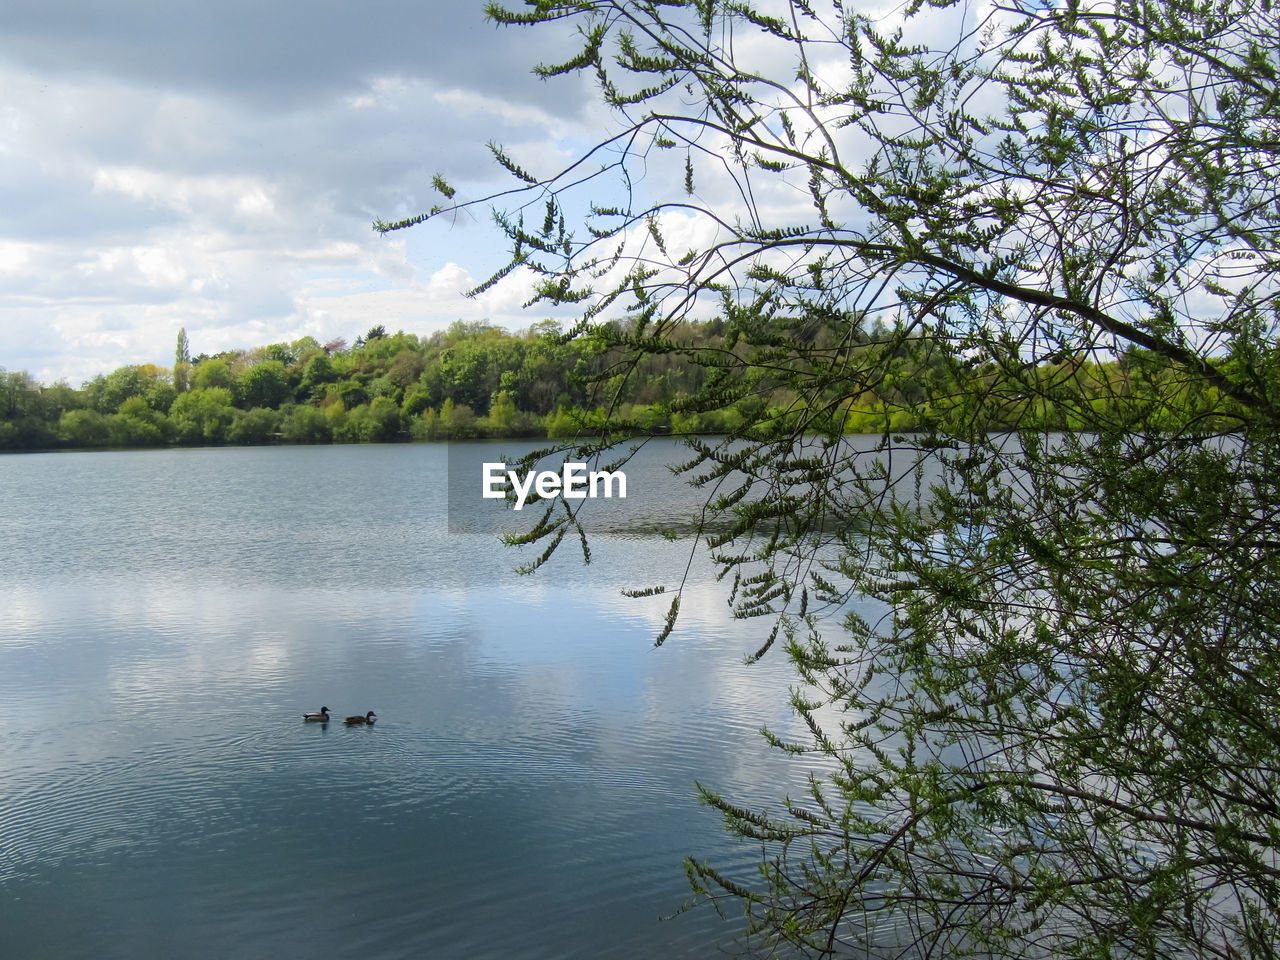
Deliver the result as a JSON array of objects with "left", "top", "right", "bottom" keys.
[{"left": 0, "top": 319, "right": 1231, "bottom": 451}]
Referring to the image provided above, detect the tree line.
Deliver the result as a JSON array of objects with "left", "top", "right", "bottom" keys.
[{"left": 0, "top": 318, "right": 1233, "bottom": 451}]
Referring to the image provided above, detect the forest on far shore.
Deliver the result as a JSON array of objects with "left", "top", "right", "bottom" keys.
[{"left": 0, "top": 318, "right": 1232, "bottom": 451}]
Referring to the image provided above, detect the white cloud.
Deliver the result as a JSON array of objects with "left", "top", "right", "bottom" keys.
[
  {"left": 0, "top": 1, "right": 819, "bottom": 385},
  {"left": 426, "top": 261, "right": 473, "bottom": 299},
  {"left": 92, "top": 166, "right": 281, "bottom": 226},
  {"left": 0, "top": 240, "right": 33, "bottom": 274},
  {"left": 434, "top": 87, "right": 571, "bottom": 139}
]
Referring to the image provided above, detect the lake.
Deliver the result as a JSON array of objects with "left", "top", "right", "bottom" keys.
[{"left": 0, "top": 441, "right": 846, "bottom": 959}]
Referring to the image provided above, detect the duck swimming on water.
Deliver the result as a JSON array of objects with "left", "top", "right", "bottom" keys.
[
  {"left": 345, "top": 711, "right": 376, "bottom": 725},
  {"left": 303, "top": 707, "right": 331, "bottom": 722}
]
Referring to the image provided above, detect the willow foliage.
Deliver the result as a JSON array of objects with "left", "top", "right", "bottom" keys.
[{"left": 380, "top": 0, "right": 1280, "bottom": 955}]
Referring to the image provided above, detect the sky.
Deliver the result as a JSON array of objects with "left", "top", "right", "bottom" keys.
[{"left": 0, "top": 0, "right": 606, "bottom": 386}]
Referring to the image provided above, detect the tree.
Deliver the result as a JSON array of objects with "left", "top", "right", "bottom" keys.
[
  {"left": 280, "top": 404, "right": 332, "bottom": 443},
  {"left": 58, "top": 408, "right": 112, "bottom": 448},
  {"left": 238, "top": 360, "right": 290, "bottom": 409},
  {"left": 94, "top": 365, "right": 157, "bottom": 413},
  {"left": 437, "top": 396, "right": 478, "bottom": 438},
  {"left": 258, "top": 342, "right": 296, "bottom": 366},
  {"left": 142, "top": 379, "right": 175, "bottom": 414},
  {"left": 379, "top": 0, "right": 1280, "bottom": 957},
  {"left": 486, "top": 389, "right": 522, "bottom": 437},
  {"left": 0, "top": 369, "right": 37, "bottom": 421},
  {"left": 0, "top": 368, "right": 57, "bottom": 449},
  {"left": 192, "top": 358, "right": 237, "bottom": 396},
  {"left": 336, "top": 396, "right": 401, "bottom": 442},
  {"left": 175, "top": 327, "right": 191, "bottom": 393},
  {"left": 168, "top": 387, "right": 235, "bottom": 443},
  {"left": 109, "top": 398, "right": 166, "bottom": 446},
  {"left": 227, "top": 406, "right": 281, "bottom": 444},
  {"left": 386, "top": 348, "right": 426, "bottom": 390},
  {"left": 299, "top": 353, "right": 337, "bottom": 398}
]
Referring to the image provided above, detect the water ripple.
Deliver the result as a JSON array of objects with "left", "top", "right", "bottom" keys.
[{"left": 0, "top": 444, "right": 864, "bottom": 959}]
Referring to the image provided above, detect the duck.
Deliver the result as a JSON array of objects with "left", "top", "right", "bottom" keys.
[
  {"left": 302, "top": 706, "right": 331, "bottom": 722},
  {"left": 344, "top": 711, "right": 377, "bottom": 725}
]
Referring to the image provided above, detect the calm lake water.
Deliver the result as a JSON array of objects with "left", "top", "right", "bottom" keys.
[{"left": 0, "top": 441, "right": 844, "bottom": 959}]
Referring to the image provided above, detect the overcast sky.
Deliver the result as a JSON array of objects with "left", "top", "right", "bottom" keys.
[{"left": 0, "top": 0, "right": 605, "bottom": 385}]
